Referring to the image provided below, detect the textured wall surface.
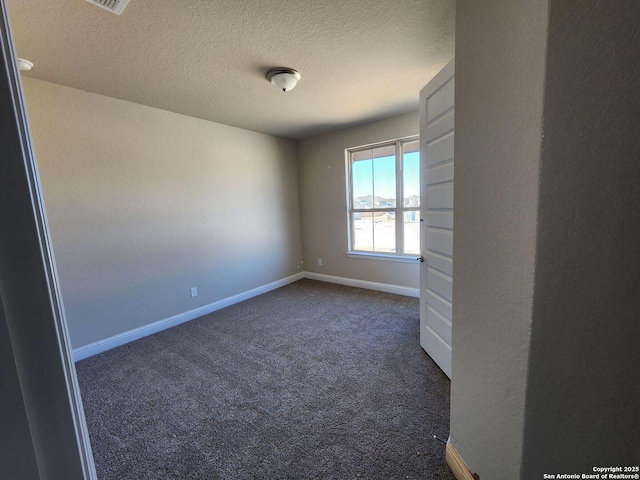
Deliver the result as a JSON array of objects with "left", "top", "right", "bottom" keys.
[
  {"left": 522, "top": 1, "right": 640, "bottom": 476},
  {"left": 297, "top": 111, "right": 420, "bottom": 288},
  {"left": 450, "top": 1, "right": 548, "bottom": 478},
  {"left": 23, "top": 78, "right": 302, "bottom": 349}
]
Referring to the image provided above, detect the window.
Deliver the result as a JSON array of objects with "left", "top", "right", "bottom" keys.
[{"left": 347, "top": 137, "right": 420, "bottom": 258}]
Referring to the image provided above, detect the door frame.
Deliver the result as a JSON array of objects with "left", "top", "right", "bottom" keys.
[{"left": 0, "top": 1, "right": 96, "bottom": 477}]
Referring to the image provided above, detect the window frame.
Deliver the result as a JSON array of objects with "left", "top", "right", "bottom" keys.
[{"left": 345, "top": 135, "right": 420, "bottom": 261}]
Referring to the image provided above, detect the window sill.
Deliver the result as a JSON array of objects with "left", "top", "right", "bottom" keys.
[{"left": 346, "top": 252, "right": 419, "bottom": 263}]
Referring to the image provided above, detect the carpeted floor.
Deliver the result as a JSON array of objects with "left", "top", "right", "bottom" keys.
[{"left": 76, "top": 279, "right": 454, "bottom": 479}]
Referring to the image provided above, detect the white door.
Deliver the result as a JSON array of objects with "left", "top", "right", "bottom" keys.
[{"left": 419, "top": 59, "right": 454, "bottom": 379}]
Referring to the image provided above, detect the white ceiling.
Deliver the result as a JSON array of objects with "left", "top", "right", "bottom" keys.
[{"left": 7, "top": 0, "right": 455, "bottom": 139}]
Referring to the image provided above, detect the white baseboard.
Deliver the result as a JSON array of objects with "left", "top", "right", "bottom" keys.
[
  {"left": 73, "top": 271, "right": 417, "bottom": 362},
  {"left": 303, "top": 272, "right": 419, "bottom": 298},
  {"left": 73, "top": 272, "right": 304, "bottom": 362}
]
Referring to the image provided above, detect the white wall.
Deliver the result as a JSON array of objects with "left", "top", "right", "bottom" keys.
[
  {"left": 452, "top": 1, "right": 639, "bottom": 478},
  {"left": 451, "top": 0, "right": 548, "bottom": 478},
  {"left": 297, "top": 112, "right": 420, "bottom": 289},
  {"left": 23, "top": 78, "right": 303, "bottom": 349},
  {"left": 522, "top": 0, "right": 640, "bottom": 475}
]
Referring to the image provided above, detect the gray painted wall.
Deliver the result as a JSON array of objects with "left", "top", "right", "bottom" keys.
[
  {"left": 297, "top": 112, "right": 420, "bottom": 288},
  {"left": 522, "top": 1, "right": 640, "bottom": 476},
  {"left": 23, "top": 78, "right": 303, "bottom": 349},
  {"left": 451, "top": 0, "right": 548, "bottom": 478},
  {"left": 453, "top": 1, "right": 639, "bottom": 478}
]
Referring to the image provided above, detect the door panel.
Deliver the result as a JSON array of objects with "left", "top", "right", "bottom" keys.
[
  {"left": 426, "top": 110, "right": 455, "bottom": 142},
  {"left": 426, "top": 183, "right": 454, "bottom": 209},
  {"left": 426, "top": 267, "right": 453, "bottom": 301},
  {"left": 419, "top": 59, "right": 455, "bottom": 378},
  {"left": 426, "top": 133, "right": 454, "bottom": 166},
  {"left": 427, "top": 306, "right": 452, "bottom": 345},
  {"left": 426, "top": 251, "right": 453, "bottom": 276},
  {"left": 426, "top": 211, "right": 453, "bottom": 229},
  {"left": 426, "top": 228, "right": 453, "bottom": 257},
  {"left": 425, "top": 290, "right": 452, "bottom": 320},
  {"left": 427, "top": 78, "right": 456, "bottom": 122},
  {"left": 426, "top": 162, "right": 454, "bottom": 185}
]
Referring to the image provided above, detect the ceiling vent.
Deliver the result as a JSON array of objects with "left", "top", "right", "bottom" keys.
[{"left": 85, "top": 0, "right": 131, "bottom": 15}]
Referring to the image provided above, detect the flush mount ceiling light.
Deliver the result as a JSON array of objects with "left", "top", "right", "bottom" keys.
[
  {"left": 266, "top": 67, "right": 301, "bottom": 92},
  {"left": 17, "top": 58, "right": 34, "bottom": 71}
]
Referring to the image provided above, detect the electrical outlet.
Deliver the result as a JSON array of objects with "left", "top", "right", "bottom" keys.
[
  {"left": 317, "top": 258, "right": 323, "bottom": 266},
  {"left": 190, "top": 287, "right": 198, "bottom": 297}
]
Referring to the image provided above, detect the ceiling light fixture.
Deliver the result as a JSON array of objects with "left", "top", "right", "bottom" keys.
[
  {"left": 266, "top": 67, "right": 301, "bottom": 92},
  {"left": 17, "top": 58, "right": 33, "bottom": 71}
]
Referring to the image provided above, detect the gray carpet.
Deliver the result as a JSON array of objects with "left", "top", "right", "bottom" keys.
[{"left": 76, "top": 279, "right": 454, "bottom": 479}]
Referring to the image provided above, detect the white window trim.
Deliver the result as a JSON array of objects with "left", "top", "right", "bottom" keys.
[{"left": 345, "top": 135, "right": 420, "bottom": 259}]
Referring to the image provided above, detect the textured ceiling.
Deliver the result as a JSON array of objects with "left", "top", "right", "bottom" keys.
[{"left": 7, "top": 0, "right": 454, "bottom": 139}]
